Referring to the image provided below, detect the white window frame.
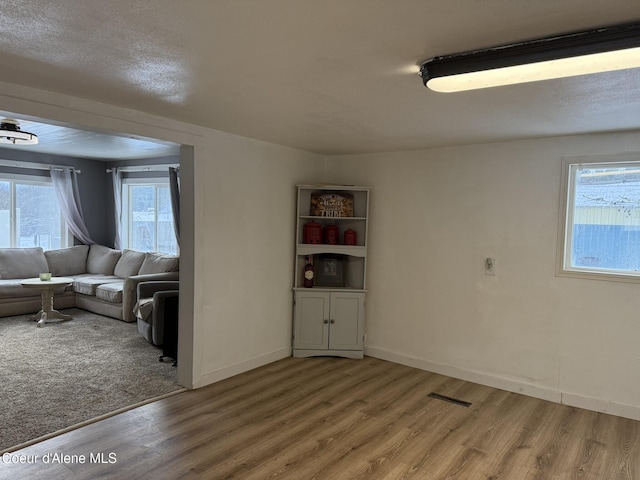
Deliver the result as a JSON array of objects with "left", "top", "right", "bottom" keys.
[
  {"left": 0, "top": 172, "right": 71, "bottom": 250},
  {"left": 557, "top": 153, "right": 640, "bottom": 283},
  {"left": 121, "top": 177, "right": 177, "bottom": 254}
]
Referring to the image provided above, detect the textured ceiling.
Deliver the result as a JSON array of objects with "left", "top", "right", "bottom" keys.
[
  {"left": 0, "top": 113, "right": 180, "bottom": 160},
  {"left": 0, "top": 0, "right": 639, "bottom": 157}
]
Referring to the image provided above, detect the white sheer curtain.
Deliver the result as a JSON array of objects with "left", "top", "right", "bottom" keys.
[
  {"left": 112, "top": 168, "right": 123, "bottom": 249},
  {"left": 50, "top": 167, "right": 94, "bottom": 245},
  {"left": 169, "top": 166, "right": 180, "bottom": 247}
]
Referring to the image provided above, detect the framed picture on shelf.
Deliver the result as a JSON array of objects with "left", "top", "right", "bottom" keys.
[
  {"left": 315, "top": 254, "right": 347, "bottom": 287},
  {"left": 310, "top": 192, "right": 354, "bottom": 217}
]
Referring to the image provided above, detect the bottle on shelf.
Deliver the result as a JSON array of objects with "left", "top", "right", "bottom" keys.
[{"left": 303, "top": 255, "right": 315, "bottom": 288}]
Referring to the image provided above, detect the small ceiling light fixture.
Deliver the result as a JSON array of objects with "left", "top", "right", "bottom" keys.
[
  {"left": 419, "top": 23, "right": 640, "bottom": 93},
  {"left": 0, "top": 119, "right": 38, "bottom": 145}
]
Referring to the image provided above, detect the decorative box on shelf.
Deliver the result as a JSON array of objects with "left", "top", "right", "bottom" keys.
[{"left": 314, "top": 254, "right": 347, "bottom": 287}]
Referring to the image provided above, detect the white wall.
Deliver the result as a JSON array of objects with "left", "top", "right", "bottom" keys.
[
  {"left": 191, "top": 130, "right": 325, "bottom": 387},
  {"left": 326, "top": 132, "right": 640, "bottom": 420}
]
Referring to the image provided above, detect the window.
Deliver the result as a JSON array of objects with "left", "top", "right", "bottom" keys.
[
  {"left": 559, "top": 154, "right": 640, "bottom": 282},
  {"left": 122, "top": 179, "right": 177, "bottom": 254},
  {"left": 0, "top": 174, "right": 69, "bottom": 250}
]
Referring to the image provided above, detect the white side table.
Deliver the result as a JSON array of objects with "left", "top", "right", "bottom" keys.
[{"left": 20, "top": 277, "right": 74, "bottom": 327}]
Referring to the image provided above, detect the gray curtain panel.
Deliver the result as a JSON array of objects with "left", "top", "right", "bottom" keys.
[
  {"left": 111, "top": 168, "right": 123, "bottom": 249},
  {"left": 50, "top": 167, "right": 94, "bottom": 245},
  {"left": 169, "top": 167, "right": 180, "bottom": 247}
]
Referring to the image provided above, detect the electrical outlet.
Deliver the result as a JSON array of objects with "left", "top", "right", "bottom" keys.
[{"left": 485, "top": 257, "right": 496, "bottom": 275}]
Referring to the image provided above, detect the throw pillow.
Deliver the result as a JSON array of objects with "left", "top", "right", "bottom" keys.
[
  {"left": 44, "top": 245, "right": 90, "bottom": 276},
  {"left": 0, "top": 247, "right": 49, "bottom": 279},
  {"left": 113, "top": 249, "right": 146, "bottom": 278},
  {"left": 138, "top": 252, "right": 179, "bottom": 275},
  {"left": 86, "top": 244, "right": 122, "bottom": 275}
]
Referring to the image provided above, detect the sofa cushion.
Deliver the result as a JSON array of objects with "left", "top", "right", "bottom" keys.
[
  {"left": 95, "top": 281, "right": 124, "bottom": 303},
  {"left": 113, "top": 249, "right": 146, "bottom": 278},
  {"left": 73, "top": 276, "right": 120, "bottom": 296},
  {"left": 138, "top": 252, "right": 179, "bottom": 275},
  {"left": 44, "top": 245, "right": 90, "bottom": 276},
  {"left": 86, "top": 245, "right": 121, "bottom": 275},
  {"left": 0, "top": 247, "right": 49, "bottom": 279}
]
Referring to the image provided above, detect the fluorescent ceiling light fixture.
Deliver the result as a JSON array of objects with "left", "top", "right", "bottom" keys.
[
  {"left": 419, "top": 23, "right": 640, "bottom": 92},
  {"left": 0, "top": 119, "right": 38, "bottom": 145}
]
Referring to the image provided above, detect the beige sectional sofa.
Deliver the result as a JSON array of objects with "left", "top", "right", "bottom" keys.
[{"left": 0, "top": 245, "right": 179, "bottom": 321}]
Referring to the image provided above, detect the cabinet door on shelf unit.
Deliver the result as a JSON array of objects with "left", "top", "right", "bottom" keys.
[
  {"left": 294, "top": 291, "right": 330, "bottom": 350},
  {"left": 329, "top": 292, "right": 365, "bottom": 351}
]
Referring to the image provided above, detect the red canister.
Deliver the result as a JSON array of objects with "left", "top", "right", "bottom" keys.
[
  {"left": 344, "top": 229, "right": 357, "bottom": 245},
  {"left": 323, "top": 224, "right": 339, "bottom": 245},
  {"left": 303, "top": 222, "right": 322, "bottom": 244}
]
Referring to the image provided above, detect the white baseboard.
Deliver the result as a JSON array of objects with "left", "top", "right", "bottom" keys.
[
  {"left": 196, "top": 347, "right": 291, "bottom": 387},
  {"left": 561, "top": 392, "right": 640, "bottom": 422},
  {"left": 365, "top": 346, "right": 640, "bottom": 421}
]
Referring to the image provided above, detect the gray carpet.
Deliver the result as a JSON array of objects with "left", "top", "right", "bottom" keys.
[{"left": 0, "top": 308, "right": 182, "bottom": 452}]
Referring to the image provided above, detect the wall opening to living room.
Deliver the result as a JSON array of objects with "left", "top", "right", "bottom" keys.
[{"left": 0, "top": 111, "right": 196, "bottom": 450}]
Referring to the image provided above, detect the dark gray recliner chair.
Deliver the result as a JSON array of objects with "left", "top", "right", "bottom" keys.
[{"left": 135, "top": 280, "right": 179, "bottom": 346}]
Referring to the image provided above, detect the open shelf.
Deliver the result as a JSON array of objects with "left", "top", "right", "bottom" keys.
[
  {"left": 297, "top": 244, "right": 366, "bottom": 257},
  {"left": 294, "top": 185, "right": 369, "bottom": 290}
]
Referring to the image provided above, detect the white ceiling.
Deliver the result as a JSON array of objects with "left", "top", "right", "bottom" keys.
[
  {"left": 0, "top": 113, "right": 180, "bottom": 160},
  {"left": 0, "top": 1, "right": 639, "bottom": 157}
]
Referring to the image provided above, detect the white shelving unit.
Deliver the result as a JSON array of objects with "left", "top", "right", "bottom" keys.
[{"left": 293, "top": 185, "right": 369, "bottom": 358}]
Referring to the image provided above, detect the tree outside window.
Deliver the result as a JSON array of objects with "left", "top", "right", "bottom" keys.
[
  {"left": 0, "top": 177, "right": 66, "bottom": 250},
  {"left": 124, "top": 182, "right": 177, "bottom": 255}
]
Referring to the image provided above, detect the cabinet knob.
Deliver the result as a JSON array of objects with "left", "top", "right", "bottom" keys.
[
  {"left": 330, "top": 319, "right": 335, "bottom": 324},
  {"left": 323, "top": 319, "right": 329, "bottom": 324}
]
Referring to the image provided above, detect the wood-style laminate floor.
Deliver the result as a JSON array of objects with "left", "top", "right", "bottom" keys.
[{"left": 1, "top": 356, "right": 638, "bottom": 480}]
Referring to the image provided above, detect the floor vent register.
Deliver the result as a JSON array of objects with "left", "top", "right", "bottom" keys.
[{"left": 427, "top": 392, "right": 472, "bottom": 408}]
